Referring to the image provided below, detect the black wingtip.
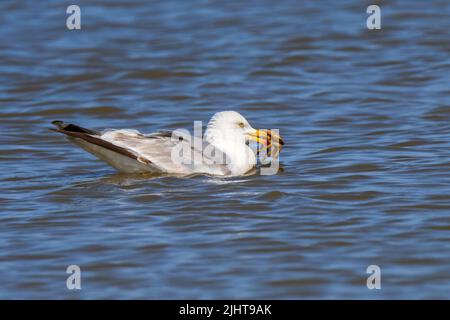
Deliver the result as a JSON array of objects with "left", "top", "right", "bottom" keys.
[
  {"left": 52, "top": 120, "right": 65, "bottom": 129},
  {"left": 50, "top": 121, "right": 100, "bottom": 135}
]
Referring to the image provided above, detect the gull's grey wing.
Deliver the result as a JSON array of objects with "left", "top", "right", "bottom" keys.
[
  {"left": 52, "top": 121, "right": 232, "bottom": 175},
  {"left": 51, "top": 121, "right": 159, "bottom": 173},
  {"left": 100, "top": 129, "right": 232, "bottom": 175},
  {"left": 51, "top": 121, "right": 140, "bottom": 162}
]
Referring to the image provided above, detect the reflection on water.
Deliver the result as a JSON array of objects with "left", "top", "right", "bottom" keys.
[{"left": 1, "top": 0, "right": 450, "bottom": 298}]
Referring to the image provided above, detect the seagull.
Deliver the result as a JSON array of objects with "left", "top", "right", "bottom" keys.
[{"left": 51, "top": 111, "right": 284, "bottom": 176}]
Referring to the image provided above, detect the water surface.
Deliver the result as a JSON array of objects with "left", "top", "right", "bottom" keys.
[{"left": 1, "top": 0, "right": 450, "bottom": 299}]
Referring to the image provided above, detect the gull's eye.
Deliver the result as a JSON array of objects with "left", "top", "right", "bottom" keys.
[{"left": 238, "top": 122, "right": 245, "bottom": 128}]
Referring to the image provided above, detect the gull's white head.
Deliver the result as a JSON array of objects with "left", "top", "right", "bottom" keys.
[
  {"left": 205, "top": 111, "right": 253, "bottom": 144},
  {"left": 204, "top": 111, "right": 284, "bottom": 175}
]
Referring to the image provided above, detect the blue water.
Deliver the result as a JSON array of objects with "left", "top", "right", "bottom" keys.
[{"left": 1, "top": 0, "right": 450, "bottom": 299}]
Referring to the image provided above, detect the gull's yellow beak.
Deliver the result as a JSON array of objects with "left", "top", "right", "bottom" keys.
[{"left": 247, "top": 129, "right": 284, "bottom": 158}]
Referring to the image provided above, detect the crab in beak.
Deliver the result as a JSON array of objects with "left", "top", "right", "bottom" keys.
[{"left": 247, "top": 128, "right": 284, "bottom": 158}]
